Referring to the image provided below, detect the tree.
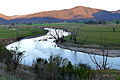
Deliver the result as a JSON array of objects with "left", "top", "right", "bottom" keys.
[
  {"left": 32, "top": 55, "right": 68, "bottom": 80},
  {"left": 70, "top": 26, "right": 80, "bottom": 44},
  {"left": 89, "top": 35, "right": 109, "bottom": 70},
  {"left": 32, "top": 58, "right": 48, "bottom": 80},
  {"left": 0, "top": 43, "right": 10, "bottom": 62},
  {"left": 49, "top": 29, "right": 65, "bottom": 44},
  {"left": 89, "top": 50, "right": 109, "bottom": 70},
  {"left": 32, "top": 55, "right": 93, "bottom": 80},
  {"left": 111, "top": 26, "right": 116, "bottom": 32},
  {"left": 115, "top": 20, "right": 120, "bottom": 24},
  {"left": 108, "top": 24, "right": 117, "bottom": 32}
]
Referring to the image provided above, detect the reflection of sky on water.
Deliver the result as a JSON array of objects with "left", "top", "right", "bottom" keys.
[{"left": 7, "top": 28, "right": 120, "bottom": 69}]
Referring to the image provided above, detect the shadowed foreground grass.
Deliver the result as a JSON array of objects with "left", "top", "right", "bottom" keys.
[{"left": 1, "top": 64, "right": 120, "bottom": 80}]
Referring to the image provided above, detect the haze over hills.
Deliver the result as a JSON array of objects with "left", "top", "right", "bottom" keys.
[{"left": 0, "top": 6, "right": 120, "bottom": 24}]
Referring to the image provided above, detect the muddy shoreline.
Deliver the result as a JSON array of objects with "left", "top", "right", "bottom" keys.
[
  {"left": 58, "top": 43, "right": 120, "bottom": 57},
  {"left": 0, "top": 38, "right": 17, "bottom": 45}
]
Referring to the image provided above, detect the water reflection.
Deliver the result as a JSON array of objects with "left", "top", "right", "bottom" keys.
[{"left": 7, "top": 28, "right": 120, "bottom": 69}]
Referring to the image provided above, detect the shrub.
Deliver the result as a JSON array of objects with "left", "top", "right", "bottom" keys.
[
  {"left": 0, "top": 43, "right": 10, "bottom": 62},
  {"left": 32, "top": 55, "right": 93, "bottom": 80},
  {"left": 5, "top": 47, "right": 24, "bottom": 73}
]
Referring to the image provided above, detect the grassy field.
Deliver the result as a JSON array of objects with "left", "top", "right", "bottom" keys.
[
  {"left": 0, "top": 24, "right": 120, "bottom": 49},
  {"left": 17, "top": 22, "right": 84, "bottom": 27},
  {"left": 64, "top": 25, "right": 120, "bottom": 49},
  {"left": 0, "top": 27, "right": 47, "bottom": 39}
]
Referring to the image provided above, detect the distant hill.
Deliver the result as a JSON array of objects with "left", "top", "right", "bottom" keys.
[
  {"left": 0, "top": 6, "right": 102, "bottom": 20},
  {"left": 2, "top": 17, "right": 64, "bottom": 24},
  {"left": 15, "top": 6, "right": 102, "bottom": 19},
  {"left": 112, "top": 10, "right": 120, "bottom": 13},
  {"left": 0, "top": 6, "right": 120, "bottom": 24},
  {"left": 93, "top": 11, "right": 120, "bottom": 20},
  {"left": 0, "top": 14, "right": 10, "bottom": 20}
]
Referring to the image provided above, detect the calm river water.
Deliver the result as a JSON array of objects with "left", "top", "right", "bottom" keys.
[{"left": 7, "top": 28, "right": 120, "bottom": 69}]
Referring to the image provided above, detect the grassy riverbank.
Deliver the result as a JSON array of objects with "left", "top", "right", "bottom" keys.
[
  {"left": 20, "top": 23, "right": 120, "bottom": 49},
  {"left": 0, "top": 27, "right": 47, "bottom": 39},
  {"left": 63, "top": 24, "right": 120, "bottom": 49},
  {"left": 17, "top": 24, "right": 120, "bottom": 49},
  {"left": 0, "top": 24, "right": 120, "bottom": 79}
]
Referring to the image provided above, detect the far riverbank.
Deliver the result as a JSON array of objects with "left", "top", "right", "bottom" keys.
[{"left": 58, "top": 43, "right": 120, "bottom": 57}]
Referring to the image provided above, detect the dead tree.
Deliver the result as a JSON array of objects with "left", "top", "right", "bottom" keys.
[
  {"left": 112, "top": 26, "right": 116, "bottom": 32},
  {"left": 89, "top": 50, "right": 109, "bottom": 70},
  {"left": 81, "top": 36, "right": 88, "bottom": 45},
  {"left": 70, "top": 26, "right": 80, "bottom": 44},
  {"left": 89, "top": 34, "right": 110, "bottom": 70},
  {"left": 49, "top": 29, "right": 65, "bottom": 44},
  {"left": 109, "top": 24, "right": 117, "bottom": 32}
]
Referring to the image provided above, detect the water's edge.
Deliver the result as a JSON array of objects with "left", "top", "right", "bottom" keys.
[
  {"left": 7, "top": 28, "right": 120, "bottom": 70},
  {"left": 57, "top": 44, "right": 120, "bottom": 57}
]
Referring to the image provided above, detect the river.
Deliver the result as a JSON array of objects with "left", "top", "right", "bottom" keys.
[{"left": 7, "top": 28, "right": 120, "bottom": 69}]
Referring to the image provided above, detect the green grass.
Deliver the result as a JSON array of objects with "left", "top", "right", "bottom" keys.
[
  {"left": 0, "top": 27, "right": 47, "bottom": 39},
  {"left": 64, "top": 25, "right": 120, "bottom": 48},
  {"left": 17, "top": 22, "right": 84, "bottom": 26},
  {"left": 77, "top": 26, "right": 120, "bottom": 44},
  {"left": 1, "top": 24, "right": 120, "bottom": 49}
]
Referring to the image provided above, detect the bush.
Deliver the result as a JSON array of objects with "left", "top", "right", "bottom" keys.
[
  {"left": 74, "top": 63, "right": 92, "bottom": 79},
  {"left": 0, "top": 43, "right": 10, "bottom": 62},
  {"left": 32, "top": 55, "right": 68, "bottom": 80},
  {"left": 5, "top": 47, "right": 24, "bottom": 73},
  {"left": 32, "top": 55, "right": 93, "bottom": 80}
]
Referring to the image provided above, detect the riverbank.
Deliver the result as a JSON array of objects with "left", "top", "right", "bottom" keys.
[
  {"left": 0, "top": 27, "right": 48, "bottom": 45},
  {"left": 0, "top": 38, "right": 17, "bottom": 45},
  {"left": 58, "top": 42, "right": 120, "bottom": 57},
  {"left": 61, "top": 25, "right": 120, "bottom": 57}
]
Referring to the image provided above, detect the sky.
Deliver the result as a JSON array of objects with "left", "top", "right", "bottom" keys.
[{"left": 0, "top": 0, "right": 120, "bottom": 16}]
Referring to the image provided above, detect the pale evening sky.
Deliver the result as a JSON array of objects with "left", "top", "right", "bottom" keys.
[{"left": 0, "top": 0, "right": 119, "bottom": 16}]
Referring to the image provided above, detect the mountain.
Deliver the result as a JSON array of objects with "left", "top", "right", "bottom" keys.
[
  {"left": 93, "top": 11, "right": 120, "bottom": 20},
  {"left": 16, "top": 6, "right": 102, "bottom": 19},
  {"left": 0, "top": 6, "right": 120, "bottom": 24},
  {"left": 0, "top": 6, "right": 102, "bottom": 20},
  {"left": 10, "top": 15, "right": 28, "bottom": 19},
  {"left": 112, "top": 10, "right": 120, "bottom": 13},
  {"left": 2, "top": 17, "right": 64, "bottom": 24},
  {"left": 0, "top": 13, "right": 11, "bottom": 20}
]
